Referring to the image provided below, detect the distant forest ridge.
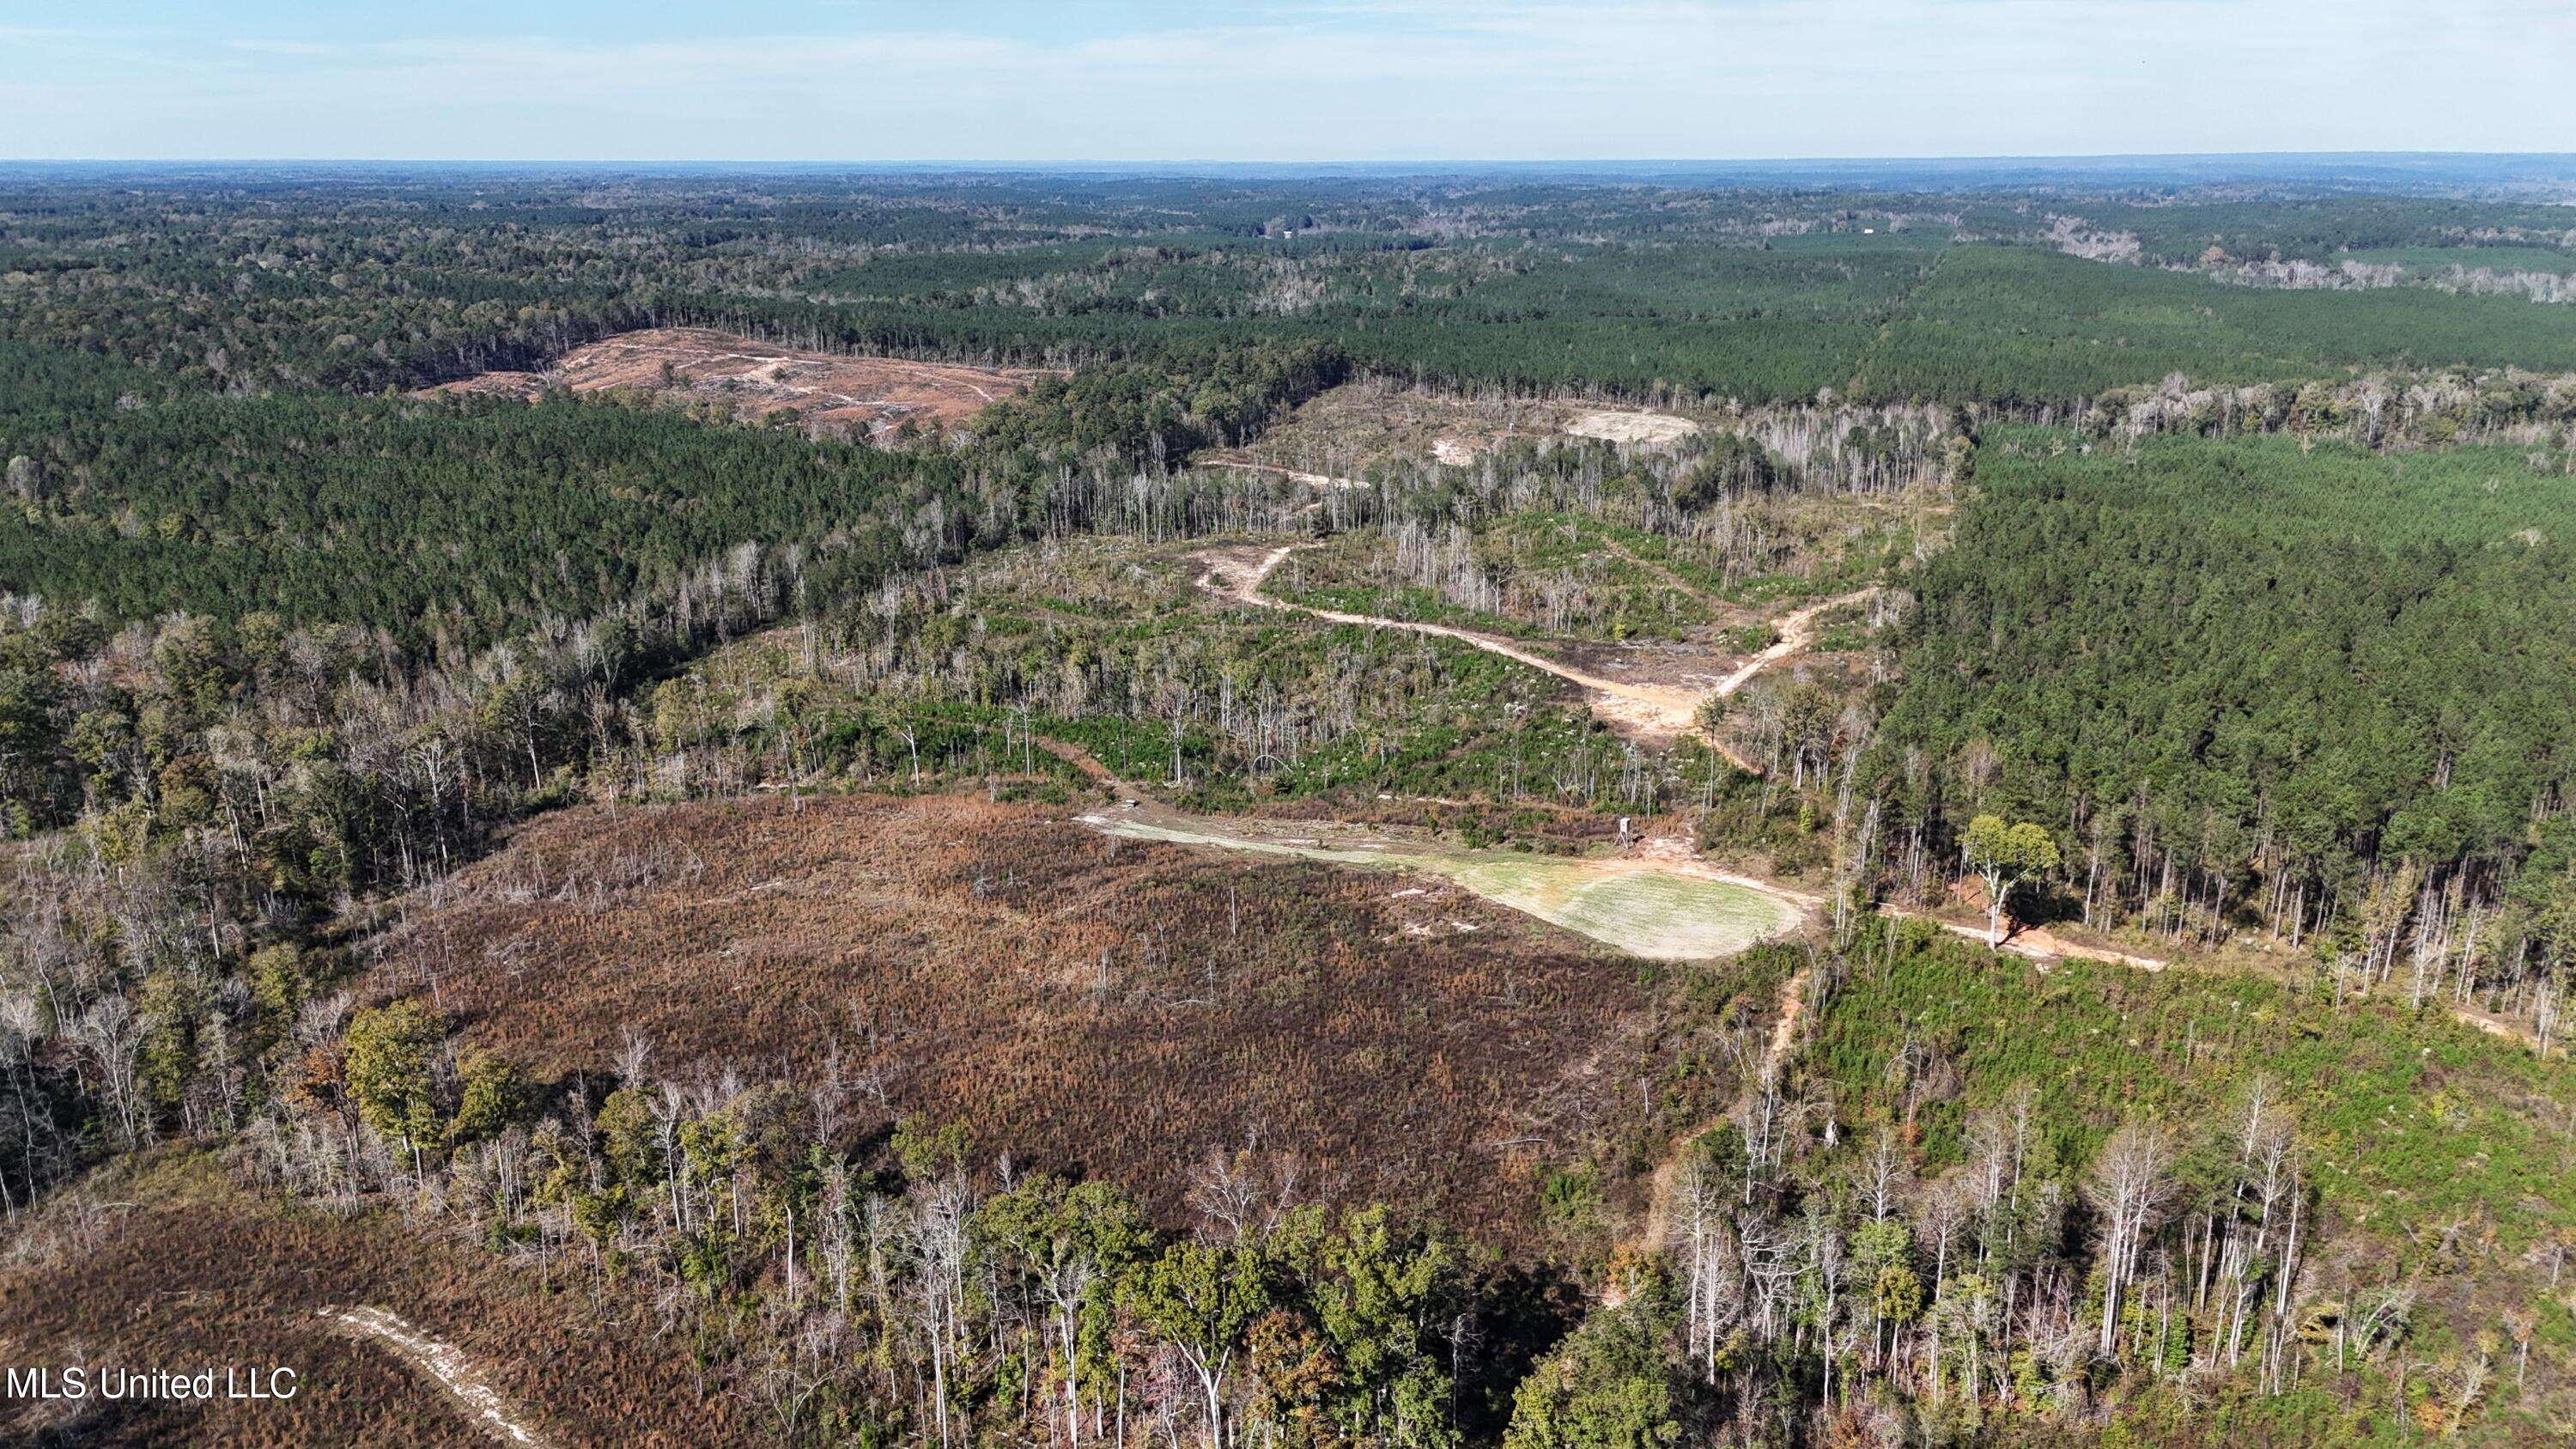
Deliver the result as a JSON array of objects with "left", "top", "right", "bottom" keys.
[
  {"left": 6, "top": 152, "right": 2576, "bottom": 190},
  {"left": 9, "top": 169, "right": 2576, "bottom": 418}
]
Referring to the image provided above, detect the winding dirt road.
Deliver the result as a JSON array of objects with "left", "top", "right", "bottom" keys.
[
  {"left": 1183, "top": 533, "right": 2184, "bottom": 1277},
  {"left": 1196, "top": 542, "right": 1869, "bottom": 745}
]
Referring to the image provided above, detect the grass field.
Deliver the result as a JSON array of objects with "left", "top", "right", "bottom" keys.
[
  {"left": 1087, "top": 808, "right": 1802, "bottom": 960},
  {"left": 1446, "top": 858, "right": 1801, "bottom": 960}
]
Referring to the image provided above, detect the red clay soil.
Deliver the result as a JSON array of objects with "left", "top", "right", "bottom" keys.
[{"left": 416, "top": 327, "right": 1053, "bottom": 438}]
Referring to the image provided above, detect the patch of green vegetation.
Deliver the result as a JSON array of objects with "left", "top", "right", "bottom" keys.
[
  {"left": 1538, "top": 1163, "right": 1607, "bottom": 1239},
  {"left": 1812, "top": 916, "right": 2576, "bottom": 1254},
  {"left": 653, "top": 563, "right": 1696, "bottom": 817},
  {"left": 1448, "top": 858, "right": 1798, "bottom": 960},
  {"left": 1856, "top": 245, "right": 2576, "bottom": 404},
  {"left": 2345, "top": 245, "right": 2576, "bottom": 277},
  {"left": 1808, "top": 618, "right": 1870, "bottom": 653},
  {"left": 1264, "top": 517, "right": 1722, "bottom": 643}
]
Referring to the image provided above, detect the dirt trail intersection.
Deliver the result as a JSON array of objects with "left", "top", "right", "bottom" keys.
[{"left": 1195, "top": 541, "right": 1868, "bottom": 750}]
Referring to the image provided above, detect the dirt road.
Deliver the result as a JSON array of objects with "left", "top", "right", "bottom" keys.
[
  {"left": 2451, "top": 1002, "right": 2553, "bottom": 1054},
  {"left": 1710, "top": 594, "right": 1868, "bottom": 697},
  {"left": 1198, "top": 543, "right": 1868, "bottom": 746},
  {"left": 1199, "top": 460, "right": 1376, "bottom": 491},
  {"left": 1953, "top": 920, "right": 2166, "bottom": 970},
  {"left": 1623, "top": 953, "right": 1813, "bottom": 1265},
  {"left": 1034, "top": 734, "right": 1123, "bottom": 788},
  {"left": 323, "top": 1306, "right": 550, "bottom": 1446}
]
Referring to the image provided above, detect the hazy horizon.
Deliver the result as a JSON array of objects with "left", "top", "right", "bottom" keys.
[
  {"left": 9, "top": 2, "right": 2573, "bottom": 163},
  {"left": 9, "top": 153, "right": 2576, "bottom": 196},
  {"left": 9, "top": 150, "right": 2572, "bottom": 165}
]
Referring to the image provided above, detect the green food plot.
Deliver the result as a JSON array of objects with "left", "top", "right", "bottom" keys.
[
  {"left": 1446, "top": 858, "right": 1798, "bottom": 961},
  {"left": 1089, "top": 814, "right": 1800, "bottom": 960}
]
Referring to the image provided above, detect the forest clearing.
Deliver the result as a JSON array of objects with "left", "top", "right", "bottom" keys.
[
  {"left": 415, "top": 326, "right": 1053, "bottom": 436},
  {"left": 1078, "top": 801, "right": 1803, "bottom": 960},
  {"left": 1562, "top": 409, "right": 1701, "bottom": 448},
  {"left": 356, "top": 792, "right": 1714, "bottom": 1245},
  {"left": 1230, "top": 380, "right": 1717, "bottom": 476}
]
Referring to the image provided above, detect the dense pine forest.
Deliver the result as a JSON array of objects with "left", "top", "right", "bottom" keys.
[
  {"left": 12, "top": 170, "right": 2576, "bottom": 407},
  {"left": 1876, "top": 431, "right": 2576, "bottom": 1010},
  {"left": 2, "top": 165, "right": 2574, "bottom": 1446}
]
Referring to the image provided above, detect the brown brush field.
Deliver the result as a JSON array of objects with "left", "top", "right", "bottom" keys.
[
  {"left": 367, "top": 793, "right": 1777, "bottom": 1245},
  {"left": 0, "top": 1151, "right": 731, "bottom": 1447},
  {"left": 416, "top": 326, "right": 1053, "bottom": 436}
]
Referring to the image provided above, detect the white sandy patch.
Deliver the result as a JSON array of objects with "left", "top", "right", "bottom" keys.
[
  {"left": 322, "top": 1306, "right": 550, "bottom": 1446},
  {"left": 1564, "top": 410, "right": 1700, "bottom": 449}
]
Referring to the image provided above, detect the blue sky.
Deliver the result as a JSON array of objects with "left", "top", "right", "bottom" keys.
[{"left": 4, "top": 1, "right": 2572, "bottom": 161}]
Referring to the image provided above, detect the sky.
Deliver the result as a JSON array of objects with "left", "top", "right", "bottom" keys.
[{"left": 3, "top": 0, "right": 2573, "bottom": 163}]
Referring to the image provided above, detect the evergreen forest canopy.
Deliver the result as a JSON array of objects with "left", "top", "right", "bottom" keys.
[
  {"left": 8, "top": 163, "right": 2576, "bottom": 409},
  {"left": 7, "top": 162, "right": 2576, "bottom": 652},
  {"left": 3, "top": 161, "right": 2576, "bottom": 1446},
  {"left": 1876, "top": 429, "right": 2576, "bottom": 966}
]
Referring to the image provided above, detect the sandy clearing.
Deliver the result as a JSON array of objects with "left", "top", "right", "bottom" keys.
[
  {"left": 322, "top": 1306, "right": 550, "bottom": 1446},
  {"left": 1564, "top": 410, "right": 1701, "bottom": 449},
  {"left": 1450, "top": 857, "right": 1801, "bottom": 960},
  {"left": 416, "top": 327, "right": 1051, "bottom": 438}
]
